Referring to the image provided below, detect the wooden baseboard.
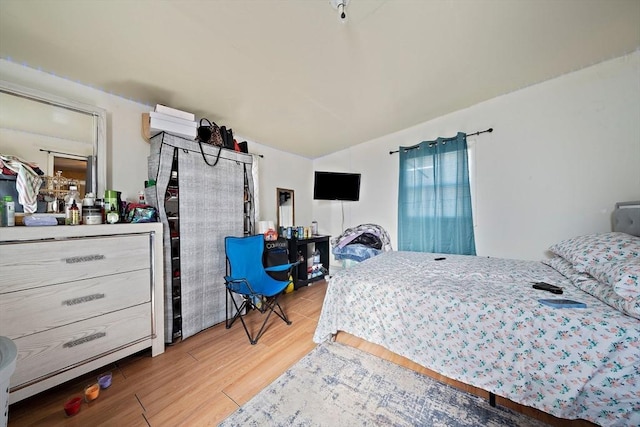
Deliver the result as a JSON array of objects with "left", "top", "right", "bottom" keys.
[{"left": 334, "top": 332, "right": 595, "bottom": 427}]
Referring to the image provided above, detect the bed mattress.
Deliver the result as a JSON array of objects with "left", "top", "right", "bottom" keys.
[{"left": 313, "top": 251, "right": 640, "bottom": 426}]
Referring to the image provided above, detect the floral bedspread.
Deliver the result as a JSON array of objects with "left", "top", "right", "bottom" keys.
[{"left": 313, "top": 251, "right": 640, "bottom": 427}]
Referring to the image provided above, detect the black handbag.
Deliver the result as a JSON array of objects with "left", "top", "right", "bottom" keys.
[
  {"left": 220, "top": 126, "right": 235, "bottom": 150},
  {"left": 237, "top": 141, "right": 248, "bottom": 153},
  {"left": 196, "top": 131, "right": 223, "bottom": 167},
  {"left": 197, "top": 118, "right": 223, "bottom": 147}
]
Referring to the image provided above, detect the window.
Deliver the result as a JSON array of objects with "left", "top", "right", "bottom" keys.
[{"left": 398, "top": 133, "right": 476, "bottom": 255}]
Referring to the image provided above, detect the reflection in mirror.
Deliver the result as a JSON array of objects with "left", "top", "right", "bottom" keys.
[
  {"left": 276, "top": 188, "right": 294, "bottom": 228},
  {"left": 0, "top": 80, "right": 106, "bottom": 213},
  {"left": 52, "top": 155, "right": 88, "bottom": 196}
]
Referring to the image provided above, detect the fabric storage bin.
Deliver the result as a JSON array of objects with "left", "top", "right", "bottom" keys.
[{"left": 0, "top": 174, "right": 46, "bottom": 213}]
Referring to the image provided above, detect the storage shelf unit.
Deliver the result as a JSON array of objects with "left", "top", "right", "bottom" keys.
[
  {"left": 148, "top": 132, "right": 254, "bottom": 344},
  {"left": 243, "top": 171, "right": 253, "bottom": 235},
  {"left": 165, "top": 151, "right": 182, "bottom": 342},
  {"left": 288, "top": 235, "right": 330, "bottom": 289}
]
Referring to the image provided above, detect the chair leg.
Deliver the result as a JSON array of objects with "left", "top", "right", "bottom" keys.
[
  {"left": 226, "top": 289, "right": 248, "bottom": 329},
  {"left": 227, "top": 289, "right": 259, "bottom": 344},
  {"left": 225, "top": 288, "right": 292, "bottom": 345},
  {"left": 250, "top": 293, "right": 292, "bottom": 344},
  {"left": 269, "top": 298, "right": 292, "bottom": 326}
]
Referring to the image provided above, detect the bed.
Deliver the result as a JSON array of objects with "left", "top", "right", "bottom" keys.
[{"left": 313, "top": 202, "right": 640, "bottom": 427}]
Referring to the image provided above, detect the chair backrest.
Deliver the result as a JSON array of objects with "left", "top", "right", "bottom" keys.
[{"left": 225, "top": 234, "right": 270, "bottom": 287}]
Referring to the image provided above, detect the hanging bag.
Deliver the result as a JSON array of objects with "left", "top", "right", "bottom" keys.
[
  {"left": 237, "top": 140, "right": 249, "bottom": 153},
  {"left": 220, "top": 126, "right": 236, "bottom": 150},
  {"left": 197, "top": 118, "right": 224, "bottom": 147},
  {"left": 197, "top": 139, "right": 223, "bottom": 167}
]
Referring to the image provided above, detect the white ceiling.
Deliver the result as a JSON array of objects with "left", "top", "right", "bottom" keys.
[{"left": 1, "top": 0, "right": 638, "bottom": 159}]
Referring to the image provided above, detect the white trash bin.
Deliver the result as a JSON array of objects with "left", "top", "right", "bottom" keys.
[{"left": 0, "top": 337, "right": 17, "bottom": 427}]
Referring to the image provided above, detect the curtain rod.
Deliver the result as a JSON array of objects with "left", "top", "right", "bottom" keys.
[
  {"left": 388, "top": 128, "right": 493, "bottom": 155},
  {"left": 39, "top": 148, "right": 89, "bottom": 159}
]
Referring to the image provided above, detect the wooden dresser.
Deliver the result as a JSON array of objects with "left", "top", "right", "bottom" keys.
[{"left": 0, "top": 223, "right": 164, "bottom": 403}]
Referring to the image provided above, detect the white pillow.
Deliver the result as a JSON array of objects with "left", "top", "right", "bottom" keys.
[
  {"left": 548, "top": 232, "right": 640, "bottom": 274},
  {"left": 591, "top": 258, "right": 640, "bottom": 299},
  {"left": 543, "top": 255, "right": 639, "bottom": 319}
]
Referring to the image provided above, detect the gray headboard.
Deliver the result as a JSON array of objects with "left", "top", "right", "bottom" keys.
[{"left": 612, "top": 201, "right": 640, "bottom": 237}]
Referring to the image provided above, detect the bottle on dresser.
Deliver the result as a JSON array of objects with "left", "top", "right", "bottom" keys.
[
  {"left": 1, "top": 195, "right": 15, "bottom": 226},
  {"left": 104, "top": 190, "right": 119, "bottom": 223},
  {"left": 64, "top": 185, "right": 82, "bottom": 225},
  {"left": 69, "top": 200, "right": 80, "bottom": 225}
]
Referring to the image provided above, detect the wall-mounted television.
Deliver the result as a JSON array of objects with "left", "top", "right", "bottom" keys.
[{"left": 313, "top": 171, "right": 361, "bottom": 201}]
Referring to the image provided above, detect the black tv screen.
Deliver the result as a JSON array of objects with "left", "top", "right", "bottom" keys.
[{"left": 313, "top": 171, "right": 361, "bottom": 201}]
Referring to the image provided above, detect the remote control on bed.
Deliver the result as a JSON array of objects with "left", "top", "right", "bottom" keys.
[{"left": 532, "top": 282, "right": 563, "bottom": 294}]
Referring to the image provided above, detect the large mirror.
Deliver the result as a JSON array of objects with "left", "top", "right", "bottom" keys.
[
  {"left": 0, "top": 80, "right": 106, "bottom": 212},
  {"left": 276, "top": 188, "right": 294, "bottom": 228}
]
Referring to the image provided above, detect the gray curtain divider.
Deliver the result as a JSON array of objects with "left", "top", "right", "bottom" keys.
[{"left": 149, "top": 133, "right": 253, "bottom": 342}]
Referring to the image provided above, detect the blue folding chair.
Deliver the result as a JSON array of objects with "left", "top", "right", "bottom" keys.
[{"left": 224, "top": 234, "right": 297, "bottom": 345}]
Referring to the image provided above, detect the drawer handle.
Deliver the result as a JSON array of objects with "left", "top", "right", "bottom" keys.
[
  {"left": 64, "top": 254, "right": 106, "bottom": 264},
  {"left": 63, "top": 332, "right": 106, "bottom": 348},
  {"left": 62, "top": 293, "right": 106, "bottom": 306}
]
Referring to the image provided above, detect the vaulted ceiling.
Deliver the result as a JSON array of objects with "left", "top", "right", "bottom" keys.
[{"left": 1, "top": 0, "right": 638, "bottom": 158}]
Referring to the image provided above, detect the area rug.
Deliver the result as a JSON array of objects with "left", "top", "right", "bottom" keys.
[{"left": 219, "top": 342, "right": 548, "bottom": 427}]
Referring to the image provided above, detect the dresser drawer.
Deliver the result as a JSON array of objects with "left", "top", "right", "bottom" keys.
[
  {"left": 0, "top": 269, "right": 150, "bottom": 340},
  {"left": 10, "top": 304, "right": 151, "bottom": 389},
  {"left": 0, "top": 234, "right": 150, "bottom": 293}
]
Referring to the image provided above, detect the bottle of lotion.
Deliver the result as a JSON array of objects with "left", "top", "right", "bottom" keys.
[{"left": 1, "top": 195, "right": 15, "bottom": 226}]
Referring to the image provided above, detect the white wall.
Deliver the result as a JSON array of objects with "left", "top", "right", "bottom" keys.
[
  {"left": 0, "top": 59, "right": 312, "bottom": 224},
  {"left": 314, "top": 51, "right": 640, "bottom": 262},
  {"left": 3, "top": 52, "right": 638, "bottom": 264},
  {"left": 236, "top": 135, "right": 313, "bottom": 228}
]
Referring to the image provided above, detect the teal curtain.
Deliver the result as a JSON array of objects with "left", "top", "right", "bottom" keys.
[{"left": 398, "top": 132, "right": 476, "bottom": 255}]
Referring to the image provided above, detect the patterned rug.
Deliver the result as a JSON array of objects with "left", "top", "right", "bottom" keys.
[{"left": 219, "top": 342, "right": 548, "bottom": 427}]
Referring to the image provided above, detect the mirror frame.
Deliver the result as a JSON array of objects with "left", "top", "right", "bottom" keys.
[
  {"left": 276, "top": 187, "right": 295, "bottom": 229},
  {"left": 0, "top": 79, "right": 107, "bottom": 198}
]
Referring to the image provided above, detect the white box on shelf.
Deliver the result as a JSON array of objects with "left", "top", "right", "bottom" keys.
[
  {"left": 149, "top": 117, "right": 197, "bottom": 139},
  {"left": 154, "top": 104, "right": 195, "bottom": 121},
  {"left": 149, "top": 111, "right": 197, "bottom": 128}
]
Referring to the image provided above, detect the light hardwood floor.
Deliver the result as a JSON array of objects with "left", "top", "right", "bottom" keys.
[{"left": 8, "top": 280, "right": 592, "bottom": 427}]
